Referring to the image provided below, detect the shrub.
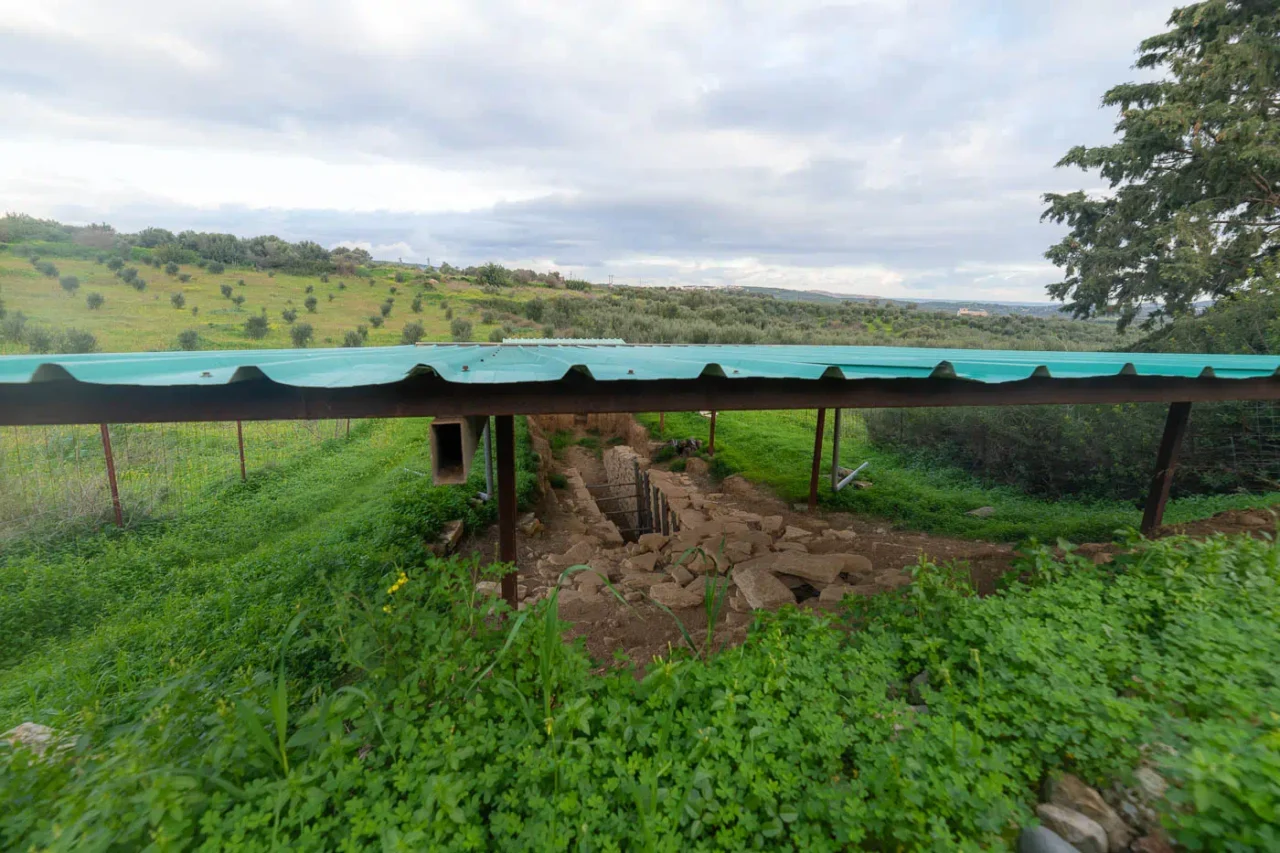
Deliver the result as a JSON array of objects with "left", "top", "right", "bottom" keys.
[
  {"left": 401, "top": 321, "right": 425, "bottom": 344},
  {"left": 220, "top": 283, "right": 233, "bottom": 298},
  {"left": 178, "top": 273, "right": 191, "bottom": 283},
  {"left": 268, "top": 270, "right": 275, "bottom": 278},
  {"left": 191, "top": 306, "right": 199, "bottom": 316},
  {"left": 327, "top": 293, "right": 334, "bottom": 302},
  {"left": 290, "top": 322, "right": 314, "bottom": 347},
  {"left": 1, "top": 311, "right": 28, "bottom": 342},
  {"left": 342, "top": 330, "right": 364, "bottom": 347},
  {"left": 481, "top": 311, "right": 495, "bottom": 324},
  {"left": 369, "top": 315, "right": 384, "bottom": 328},
  {"left": 119, "top": 266, "right": 138, "bottom": 283},
  {"left": 231, "top": 294, "right": 246, "bottom": 309},
  {"left": 488, "top": 327, "right": 504, "bottom": 342},
  {"left": 24, "top": 327, "right": 53, "bottom": 353},
  {"left": 165, "top": 291, "right": 184, "bottom": 309},
  {"left": 338, "top": 282, "right": 346, "bottom": 290},
  {"left": 95, "top": 254, "right": 106, "bottom": 264},
  {"left": 106, "top": 257, "right": 124, "bottom": 271},
  {"left": 304, "top": 295, "right": 318, "bottom": 313},
  {"left": 56, "top": 328, "right": 98, "bottom": 353},
  {"left": 320, "top": 273, "right": 329, "bottom": 283},
  {"left": 243, "top": 314, "right": 269, "bottom": 339},
  {"left": 58, "top": 275, "right": 80, "bottom": 295},
  {"left": 36, "top": 261, "right": 59, "bottom": 278},
  {"left": 85, "top": 292, "right": 105, "bottom": 310},
  {"left": 177, "top": 329, "right": 199, "bottom": 350},
  {"left": 445, "top": 307, "right": 454, "bottom": 320},
  {"left": 450, "top": 318, "right": 473, "bottom": 341},
  {"left": 411, "top": 296, "right": 423, "bottom": 313},
  {"left": 394, "top": 271, "right": 406, "bottom": 283},
  {"left": 165, "top": 261, "right": 180, "bottom": 275},
  {"left": 548, "top": 472, "right": 568, "bottom": 489},
  {"left": 305, "top": 284, "right": 314, "bottom": 294},
  {"left": 130, "top": 278, "right": 147, "bottom": 292},
  {"left": 238, "top": 279, "right": 245, "bottom": 287},
  {"left": 282, "top": 308, "right": 298, "bottom": 324},
  {"left": 379, "top": 301, "right": 393, "bottom": 318},
  {"left": 669, "top": 458, "right": 687, "bottom": 472},
  {"left": 206, "top": 260, "right": 225, "bottom": 274}
]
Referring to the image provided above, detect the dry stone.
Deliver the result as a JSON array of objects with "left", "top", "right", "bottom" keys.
[
  {"left": 774, "top": 541, "right": 808, "bottom": 553},
  {"left": 621, "top": 572, "right": 668, "bottom": 590},
  {"left": 668, "top": 565, "right": 695, "bottom": 586},
  {"left": 429, "top": 519, "right": 465, "bottom": 556},
  {"left": 626, "top": 552, "right": 661, "bottom": 573},
  {"left": 1034, "top": 804, "right": 1107, "bottom": 853},
  {"left": 733, "top": 567, "right": 797, "bottom": 609},
  {"left": 1046, "top": 774, "right": 1132, "bottom": 853},
  {"left": 734, "top": 552, "right": 846, "bottom": 586},
  {"left": 684, "top": 457, "right": 710, "bottom": 477},
  {"left": 637, "top": 533, "right": 669, "bottom": 553},
  {"left": 650, "top": 582, "right": 705, "bottom": 609},
  {"left": 781, "top": 525, "right": 813, "bottom": 540},
  {"left": 552, "top": 540, "right": 596, "bottom": 567},
  {"left": 836, "top": 554, "right": 874, "bottom": 576},
  {"left": 721, "top": 475, "right": 755, "bottom": 496},
  {"left": 874, "top": 569, "right": 913, "bottom": 589},
  {"left": 729, "top": 591, "right": 751, "bottom": 612},
  {"left": 760, "top": 515, "right": 785, "bottom": 535}
]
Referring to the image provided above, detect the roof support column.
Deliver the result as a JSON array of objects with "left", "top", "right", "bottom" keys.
[
  {"left": 1141, "top": 401, "right": 1193, "bottom": 535},
  {"left": 496, "top": 414, "right": 519, "bottom": 609},
  {"left": 708, "top": 411, "right": 717, "bottom": 457},
  {"left": 830, "top": 408, "right": 842, "bottom": 491},
  {"left": 808, "top": 407, "right": 826, "bottom": 513}
]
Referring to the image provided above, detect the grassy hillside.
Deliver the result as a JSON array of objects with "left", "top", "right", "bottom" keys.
[{"left": 0, "top": 252, "right": 564, "bottom": 353}]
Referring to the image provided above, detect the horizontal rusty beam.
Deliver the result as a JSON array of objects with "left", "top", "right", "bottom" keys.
[{"left": 3, "top": 373, "right": 1280, "bottom": 426}]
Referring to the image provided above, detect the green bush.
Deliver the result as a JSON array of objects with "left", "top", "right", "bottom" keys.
[
  {"left": 178, "top": 273, "right": 191, "bottom": 283},
  {"left": 58, "top": 275, "right": 79, "bottom": 294},
  {"left": 379, "top": 300, "right": 393, "bottom": 318},
  {"left": 290, "top": 322, "right": 314, "bottom": 347},
  {"left": 243, "top": 314, "right": 268, "bottom": 339},
  {"left": 368, "top": 314, "right": 384, "bottom": 329},
  {"left": 177, "top": 329, "right": 199, "bottom": 350},
  {"left": 450, "top": 318, "right": 473, "bottom": 341},
  {"left": 401, "top": 321, "right": 424, "bottom": 345},
  {"left": 669, "top": 458, "right": 687, "bottom": 472},
  {"left": 169, "top": 292, "right": 185, "bottom": 309},
  {"left": 85, "top": 292, "right": 104, "bottom": 310},
  {"left": 164, "top": 261, "right": 179, "bottom": 276},
  {"left": 55, "top": 328, "right": 97, "bottom": 354},
  {"left": 341, "top": 330, "right": 363, "bottom": 347},
  {"left": 282, "top": 308, "right": 297, "bottom": 324},
  {"left": 304, "top": 295, "right": 318, "bottom": 313},
  {"left": 220, "top": 283, "right": 233, "bottom": 299},
  {"left": 548, "top": 472, "right": 567, "bottom": 489}
]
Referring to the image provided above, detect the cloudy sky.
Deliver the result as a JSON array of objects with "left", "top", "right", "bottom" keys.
[{"left": 1, "top": 1, "right": 1174, "bottom": 300}]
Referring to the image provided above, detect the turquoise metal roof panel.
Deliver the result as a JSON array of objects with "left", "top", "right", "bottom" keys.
[{"left": 1, "top": 343, "right": 1279, "bottom": 388}]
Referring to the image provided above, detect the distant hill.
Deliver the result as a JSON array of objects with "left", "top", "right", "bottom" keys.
[{"left": 733, "top": 286, "right": 1086, "bottom": 319}]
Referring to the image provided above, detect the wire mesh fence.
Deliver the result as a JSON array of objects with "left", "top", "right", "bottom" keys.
[{"left": 0, "top": 419, "right": 357, "bottom": 544}]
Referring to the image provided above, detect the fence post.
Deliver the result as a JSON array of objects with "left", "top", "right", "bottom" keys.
[
  {"left": 708, "top": 411, "right": 717, "bottom": 457},
  {"left": 100, "top": 424, "right": 123, "bottom": 527},
  {"left": 236, "top": 420, "right": 247, "bottom": 482},
  {"left": 808, "top": 408, "right": 827, "bottom": 512},
  {"left": 633, "top": 459, "right": 647, "bottom": 535},
  {"left": 346, "top": 419, "right": 351, "bottom": 438}
]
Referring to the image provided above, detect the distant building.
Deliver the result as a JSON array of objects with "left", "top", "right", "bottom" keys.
[{"left": 957, "top": 308, "right": 989, "bottom": 318}]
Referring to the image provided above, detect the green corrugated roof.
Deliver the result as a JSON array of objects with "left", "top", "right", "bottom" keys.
[{"left": 1, "top": 343, "right": 1279, "bottom": 388}]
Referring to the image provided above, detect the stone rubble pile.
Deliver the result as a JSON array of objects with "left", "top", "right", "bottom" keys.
[{"left": 537, "top": 468, "right": 912, "bottom": 610}]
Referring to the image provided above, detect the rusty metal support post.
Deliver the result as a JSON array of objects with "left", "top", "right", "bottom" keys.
[
  {"left": 236, "top": 420, "right": 247, "bottom": 482},
  {"left": 659, "top": 412, "right": 665, "bottom": 434},
  {"left": 100, "top": 423, "right": 123, "bottom": 527},
  {"left": 831, "top": 408, "right": 842, "bottom": 491},
  {"left": 708, "top": 411, "right": 717, "bottom": 457},
  {"left": 1141, "top": 401, "right": 1193, "bottom": 535},
  {"left": 808, "top": 408, "right": 826, "bottom": 513},
  {"left": 496, "top": 414, "right": 518, "bottom": 609}
]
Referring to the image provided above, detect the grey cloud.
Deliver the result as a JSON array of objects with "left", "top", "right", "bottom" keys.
[{"left": 3, "top": 0, "right": 1177, "bottom": 300}]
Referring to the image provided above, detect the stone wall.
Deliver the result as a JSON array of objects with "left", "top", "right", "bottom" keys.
[
  {"left": 562, "top": 467, "right": 625, "bottom": 547},
  {"left": 529, "top": 413, "right": 652, "bottom": 458},
  {"left": 602, "top": 445, "right": 645, "bottom": 534}
]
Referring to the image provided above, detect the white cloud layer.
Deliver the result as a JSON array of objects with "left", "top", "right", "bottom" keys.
[{"left": 0, "top": 0, "right": 1174, "bottom": 299}]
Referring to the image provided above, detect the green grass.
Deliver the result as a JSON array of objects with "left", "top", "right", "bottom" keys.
[
  {"left": 4, "top": 519, "right": 1277, "bottom": 849},
  {"left": 640, "top": 410, "right": 1280, "bottom": 542},
  {"left": 0, "top": 417, "right": 539, "bottom": 727}
]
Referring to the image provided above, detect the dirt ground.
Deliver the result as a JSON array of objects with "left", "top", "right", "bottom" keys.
[{"left": 457, "top": 420, "right": 1280, "bottom": 671}]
